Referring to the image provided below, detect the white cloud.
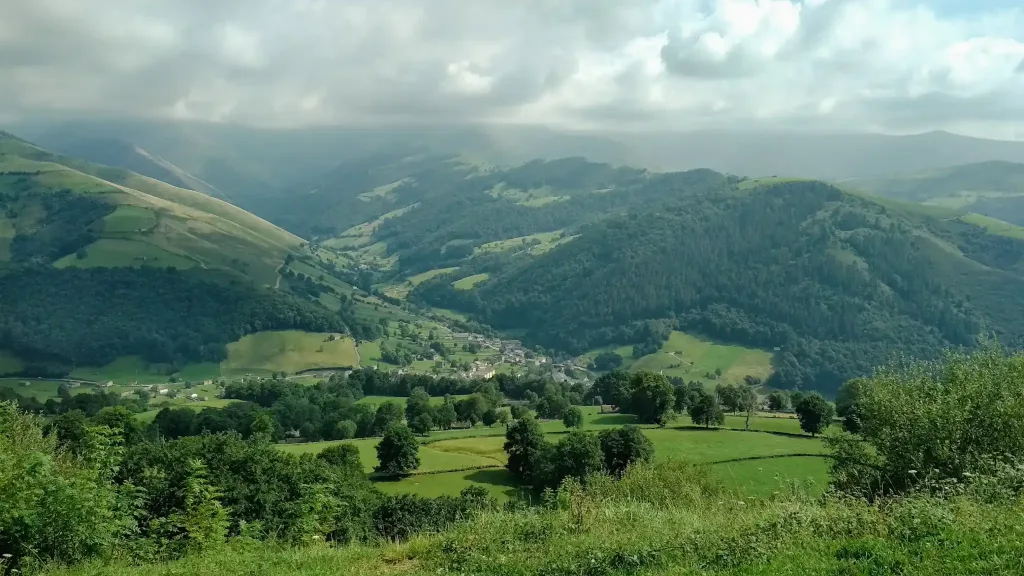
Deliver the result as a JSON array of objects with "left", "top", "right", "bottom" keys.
[{"left": 0, "top": 0, "right": 1022, "bottom": 137}]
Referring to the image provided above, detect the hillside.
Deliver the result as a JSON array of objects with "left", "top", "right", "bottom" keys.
[
  {"left": 844, "top": 161, "right": 1024, "bottom": 226},
  {"left": 0, "top": 131, "right": 379, "bottom": 377},
  {"left": 412, "top": 179, "right": 1024, "bottom": 393}
]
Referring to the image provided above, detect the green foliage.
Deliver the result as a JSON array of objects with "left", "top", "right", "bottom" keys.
[
  {"left": 333, "top": 420, "right": 357, "bottom": 440},
  {"left": 829, "top": 345, "right": 1024, "bottom": 499},
  {"left": 688, "top": 389, "right": 725, "bottom": 428},
  {"left": 503, "top": 416, "right": 546, "bottom": 486},
  {"left": 598, "top": 425, "right": 655, "bottom": 477},
  {"left": 627, "top": 371, "right": 675, "bottom": 426},
  {"left": 434, "top": 399, "right": 457, "bottom": 430},
  {"left": 316, "top": 444, "right": 363, "bottom": 475},
  {"left": 0, "top": 267, "right": 357, "bottom": 371},
  {"left": 546, "top": 431, "right": 605, "bottom": 489},
  {"left": 836, "top": 378, "right": 867, "bottom": 433},
  {"left": 767, "top": 390, "right": 790, "bottom": 411},
  {"left": 0, "top": 402, "right": 130, "bottom": 570},
  {"left": 410, "top": 413, "right": 434, "bottom": 436},
  {"left": 374, "top": 424, "right": 419, "bottom": 476},
  {"left": 148, "top": 459, "right": 228, "bottom": 560},
  {"left": 794, "top": 392, "right": 835, "bottom": 437},
  {"left": 561, "top": 406, "right": 584, "bottom": 429}
]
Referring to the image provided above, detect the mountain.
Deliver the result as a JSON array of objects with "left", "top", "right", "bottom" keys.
[
  {"left": 842, "top": 161, "right": 1024, "bottom": 226},
  {"left": 11, "top": 120, "right": 647, "bottom": 204},
  {"left": 17, "top": 120, "right": 1024, "bottom": 197},
  {"left": 410, "top": 178, "right": 1024, "bottom": 393},
  {"left": 0, "top": 131, "right": 375, "bottom": 377},
  {"left": 618, "top": 130, "right": 1024, "bottom": 179}
]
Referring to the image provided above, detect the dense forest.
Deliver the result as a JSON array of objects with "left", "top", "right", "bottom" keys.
[
  {"left": 415, "top": 181, "right": 1024, "bottom": 392},
  {"left": 0, "top": 266, "right": 375, "bottom": 374}
]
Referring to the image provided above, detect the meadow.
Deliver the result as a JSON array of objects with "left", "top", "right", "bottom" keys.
[
  {"left": 585, "top": 330, "right": 774, "bottom": 385},
  {"left": 279, "top": 406, "right": 830, "bottom": 500},
  {"left": 222, "top": 330, "right": 359, "bottom": 375}
]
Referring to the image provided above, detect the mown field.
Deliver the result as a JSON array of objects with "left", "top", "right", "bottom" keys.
[
  {"left": 279, "top": 406, "right": 829, "bottom": 500},
  {"left": 585, "top": 330, "right": 774, "bottom": 385}
]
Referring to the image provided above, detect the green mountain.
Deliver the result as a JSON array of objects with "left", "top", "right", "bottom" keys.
[
  {"left": 411, "top": 179, "right": 1024, "bottom": 393},
  {"left": 843, "top": 161, "right": 1024, "bottom": 226},
  {"left": 0, "top": 131, "right": 377, "bottom": 377}
]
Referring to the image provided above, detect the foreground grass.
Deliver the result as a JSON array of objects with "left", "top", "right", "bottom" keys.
[{"left": 45, "top": 462, "right": 1024, "bottom": 576}]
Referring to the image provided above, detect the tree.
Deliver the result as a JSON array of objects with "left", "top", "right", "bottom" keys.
[
  {"left": 410, "top": 413, "right": 434, "bottom": 436},
  {"left": 434, "top": 400, "right": 457, "bottom": 430},
  {"left": 795, "top": 393, "right": 834, "bottom": 437},
  {"left": 835, "top": 378, "right": 867, "bottom": 434},
  {"left": 481, "top": 408, "right": 498, "bottom": 427},
  {"left": 299, "top": 422, "right": 318, "bottom": 440},
  {"left": 628, "top": 371, "right": 675, "bottom": 426},
  {"left": 137, "top": 389, "right": 151, "bottom": 403},
  {"left": 561, "top": 406, "right": 584, "bottom": 429},
  {"left": 375, "top": 424, "right": 420, "bottom": 476},
  {"left": 92, "top": 406, "right": 146, "bottom": 446},
  {"left": 456, "top": 394, "right": 489, "bottom": 425},
  {"left": 496, "top": 407, "right": 512, "bottom": 428},
  {"left": 510, "top": 404, "right": 528, "bottom": 419},
  {"left": 590, "top": 370, "right": 632, "bottom": 408},
  {"left": 688, "top": 389, "right": 724, "bottom": 428},
  {"left": 405, "top": 387, "right": 432, "bottom": 424},
  {"left": 372, "top": 401, "right": 404, "bottom": 435},
  {"left": 598, "top": 425, "right": 655, "bottom": 477},
  {"left": 715, "top": 383, "right": 744, "bottom": 413},
  {"left": 46, "top": 410, "right": 91, "bottom": 457},
  {"left": 334, "top": 419, "right": 357, "bottom": 440},
  {"left": 789, "top": 390, "right": 806, "bottom": 409},
  {"left": 591, "top": 351, "right": 624, "bottom": 372},
  {"left": 766, "top": 390, "right": 789, "bottom": 412},
  {"left": 154, "top": 407, "right": 198, "bottom": 439},
  {"left": 504, "top": 416, "right": 547, "bottom": 485},
  {"left": 535, "top": 393, "right": 569, "bottom": 419},
  {"left": 550, "top": 431, "right": 604, "bottom": 487}
]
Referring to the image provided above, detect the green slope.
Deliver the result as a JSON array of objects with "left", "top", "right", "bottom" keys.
[{"left": 0, "top": 130, "right": 301, "bottom": 286}]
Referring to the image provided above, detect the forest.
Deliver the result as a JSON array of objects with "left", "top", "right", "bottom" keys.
[
  {"left": 414, "top": 181, "right": 1024, "bottom": 392},
  {"left": 0, "top": 266, "right": 374, "bottom": 374}
]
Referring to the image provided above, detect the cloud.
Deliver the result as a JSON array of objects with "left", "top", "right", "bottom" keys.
[{"left": 0, "top": 0, "right": 1022, "bottom": 137}]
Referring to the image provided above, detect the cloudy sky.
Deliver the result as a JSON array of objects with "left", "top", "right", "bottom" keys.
[{"left": 2, "top": 0, "right": 1023, "bottom": 138}]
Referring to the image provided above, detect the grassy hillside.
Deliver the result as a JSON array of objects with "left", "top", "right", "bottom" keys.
[
  {"left": 0, "top": 130, "right": 300, "bottom": 286},
  {"left": 585, "top": 330, "right": 774, "bottom": 385}
]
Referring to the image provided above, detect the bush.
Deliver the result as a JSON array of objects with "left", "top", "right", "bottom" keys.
[
  {"left": 334, "top": 419, "right": 357, "bottom": 440},
  {"left": 599, "top": 425, "right": 655, "bottom": 477},
  {"left": 316, "top": 443, "right": 363, "bottom": 475}
]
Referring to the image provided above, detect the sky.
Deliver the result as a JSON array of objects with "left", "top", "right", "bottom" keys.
[{"left": 2, "top": 0, "right": 1023, "bottom": 139}]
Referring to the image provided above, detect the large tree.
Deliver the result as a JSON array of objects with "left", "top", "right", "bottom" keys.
[
  {"left": 375, "top": 424, "right": 420, "bottom": 476},
  {"left": 629, "top": 371, "right": 675, "bottom": 426},
  {"left": 598, "top": 425, "right": 654, "bottom": 477},
  {"left": 688, "top": 389, "right": 725, "bottom": 428},
  {"left": 795, "top": 393, "right": 835, "bottom": 437},
  {"left": 503, "top": 416, "right": 548, "bottom": 485}
]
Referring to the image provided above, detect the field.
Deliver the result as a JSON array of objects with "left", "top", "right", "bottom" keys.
[
  {"left": 586, "top": 330, "right": 774, "bottom": 385},
  {"left": 222, "top": 331, "right": 359, "bottom": 376},
  {"left": 960, "top": 212, "right": 1024, "bottom": 239},
  {"left": 452, "top": 273, "right": 489, "bottom": 290},
  {"left": 54, "top": 238, "right": 198, "bottom": 269},
  {"left": 102, "top": 205, "right": 158, "bottom": 233},
  {"left": 279, "top": 406, "right": 829, "bottom": 501}
]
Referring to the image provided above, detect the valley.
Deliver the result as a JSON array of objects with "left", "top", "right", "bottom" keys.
[{"left": 6, "top": 122, "right": 1024, "bottom": 575}]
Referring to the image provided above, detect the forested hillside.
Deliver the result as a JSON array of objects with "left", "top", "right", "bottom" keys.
[
  {"left": 415, "top": 180, "right": 1024, "bottom": 392},
  {"left": 0, "top": 131, "right": 378, "bottom": 377}
]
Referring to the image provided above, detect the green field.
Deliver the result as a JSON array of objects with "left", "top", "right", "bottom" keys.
[
  {"left": 452, "top": 273, "right": 489, "bottom": 290},
  {"left": 53, "top": 238, "right": 198, "bottom": 269},
  {"left": 586, "top": 330, "right": 774, "bottom": 384},
  {"left": 960, "top": 212, "right": 1024, "bottom": 239},
  {"left": 102, "top": 205, "right": 157, "bottom": 233},
  {"left": 222, "top": 331, "right": 359, "bottom": 375},
  {"left": 278, "top": 402, "right": 828, "bottom": 501}
]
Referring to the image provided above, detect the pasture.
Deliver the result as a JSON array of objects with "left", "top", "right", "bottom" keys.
[
  {"left": 102, "top": 205, "right": 157, "bottom": 233},
  {"left": 279, "top": 405, "right": 830, "bottom": 501},
  {"left": 585, "top": 330, "right": 774, "bottom": 385},
  {"left": 222, "top": 331, "right": 359, "bottom": 376},
  {"left": 452, "top": 273, "right": 489, "bottom": 290},
  {"left": 53, "top": 238, "right": 197, "bottom": 269}
]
